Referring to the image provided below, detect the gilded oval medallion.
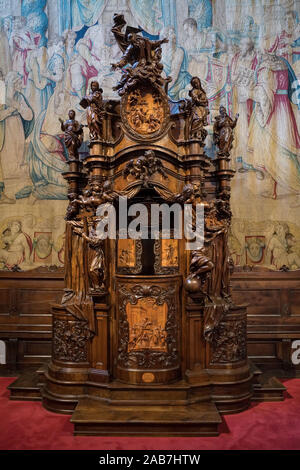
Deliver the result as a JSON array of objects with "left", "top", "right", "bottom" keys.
[{"left": 121, "top": 83, "right": 169, "bottom": 140}]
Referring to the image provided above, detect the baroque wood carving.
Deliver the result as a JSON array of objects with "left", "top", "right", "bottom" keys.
[
  {"left": 53, "top": 318, "right": 91, "bottom": 363},
  {"left": 154, "top": 238, "right": 179, "bottom": 275},
  {"left": 117, "top": 284, "right": 178, "bottom": 369},
  {"left": 123, "top": 150, "right": 168, "bottom": 186},
  {"left": 117, "top": 239, "right": 142, "bottom": 274},
  {"left": 210, "top": 316, "right": 247, "bottom": 364},
  {"left": 40, "top": 13, "right": 255, "bottom": 431}
]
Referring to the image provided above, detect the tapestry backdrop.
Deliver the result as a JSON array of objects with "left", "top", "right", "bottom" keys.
[{"left": 0, "top": 0, "right": 299, "bottom": 271}]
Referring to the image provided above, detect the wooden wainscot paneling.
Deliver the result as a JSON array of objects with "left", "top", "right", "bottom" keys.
[
  {"left": 0, "top": 267, "right": 64, "bottom": 369},
  {"left": 232, "top": 266, "right": 300, "bottom": 371}
]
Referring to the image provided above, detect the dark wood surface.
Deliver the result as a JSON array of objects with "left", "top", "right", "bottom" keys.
[
  {"left": 71, "top": 399, "right": 222, "bottom": 436},
  {"left": 0, "top": 267, "right": 63, "bottom": 369},
  {"left": 232, "top": 267, "right": 300, "bottom": 370},
  {"left": 1, "top": 267, "right": 299, "bottom": 372}
]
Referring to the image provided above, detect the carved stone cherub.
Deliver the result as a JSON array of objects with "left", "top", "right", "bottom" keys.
[
  {"left": 80, "top": 81, "right": 104, "bottom": 141},
  {"left": 59, "top": 110, "right": 83, "bottom": 160},
  {"left": 213, "top": 106, "right": 239, "bottom": 155}
]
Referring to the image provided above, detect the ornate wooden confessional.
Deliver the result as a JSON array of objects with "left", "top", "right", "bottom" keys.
[{"left": 43, "top": 15, "right": 253, "bottom": 436}]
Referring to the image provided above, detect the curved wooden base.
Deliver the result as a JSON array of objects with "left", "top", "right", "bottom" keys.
[
  {"left": 40, "top": 358, "right": 254, "bottom": 435},
  {"left": 38, "top": 301, "right": 258, "bottom": 435}
]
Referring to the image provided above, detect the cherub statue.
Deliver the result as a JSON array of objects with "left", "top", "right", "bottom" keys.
[
  {"left": 76, "top": 180, "right": 117, "bottom": 210},
  {"left": 59, "top": 110, "right": 83, "bottom": 160},
  {"left": 144, "top": 150, "right": 167, "bottom": 180},
  {"left": 204, "top": 201, "right": 225, "bottom": 232},
  {"left": 173, "top": 183, "right": 195, "bottom": 204},
  {"left": 123, "top": 151, "right": 167, "bottom": 186},
  {"left": 216, "top": 190, "right": 232, "bottom": 221},
  {"left": 213, "top": 106, "right": 239, "bottom": 155},
  {"left": 80, "top": 81, "right": 104, "bottom": 141}
]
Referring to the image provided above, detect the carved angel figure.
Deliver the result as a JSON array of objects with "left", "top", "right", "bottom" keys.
[
  {"left": 111, "top": 14, "right": 168, "bottom": 94},
  {"left": 213, "top": 106, "right": 239, "bottom": 155},
  {"left": 80, "top": 81, "right": 104, "bottom": 141},
  {"left": 111, "top": 15, "right": 168, "bottom": 69},
  {"left": 59, "top": 110, "right": 83, "bottom": 160},
  {"left": 216, "top": 191, "right": 232, "bottom": 221},
  {"left": 173, "top": 183, "right": 200, "bottom": 204}
]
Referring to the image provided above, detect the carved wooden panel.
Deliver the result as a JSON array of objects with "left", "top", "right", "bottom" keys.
[
  {"left": 289, "top": 289, "right": 300, "bottom": 316},
  {"left": 53, "top": 318, "right": 91, "bottom": 363},
  {"left": 210, "top": 314, "right": 247, "bottom": 364},
  {"left": 154, "top": 239, "right": 179, "bottom": 274},
  {"left": 117, "top": 239, "right": 142, "bottom": 274},
  {"left": 117, "top": 283, "right": 179, "bottom": 370},
  {"left": 121, "top": 84, "right": 170, "bottom": 140},
  {"left": 126, "top": 298, "right": 168, "bottom": 352}
]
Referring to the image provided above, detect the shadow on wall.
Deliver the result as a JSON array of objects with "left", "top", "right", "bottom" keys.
[{"left": 0, "top": 341, "right": 5, "bottom": 364}]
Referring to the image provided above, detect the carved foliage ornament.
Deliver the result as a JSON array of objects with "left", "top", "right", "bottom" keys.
[
  {"left": 210, "top": 317, "right": 247, "bottom": 364},
  {"left": 118, "top": 284, "right": 179, "bottom": 369},
  {"left": 53, "top": 319, "right": 91, "bottom": 363}
]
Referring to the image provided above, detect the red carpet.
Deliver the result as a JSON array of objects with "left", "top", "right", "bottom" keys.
[{"left": 0, "top": 377, "right": 300, "bottom": 450}]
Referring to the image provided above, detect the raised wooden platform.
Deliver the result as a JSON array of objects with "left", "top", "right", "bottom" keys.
[
  {"left": 6, "top": 363, "right": 286, "bottom": 435},
  {"left": 8, "top": 371, "right": 42, "bottom": 401},
  {"left": 7, "top": 364, "right": 46, "bottom": 401},
  {"left": 71, "top": 398, "right": 222, "bottom": 436},
  {"left": 252, "top": 375, "right": 286, "bottom": 402}
]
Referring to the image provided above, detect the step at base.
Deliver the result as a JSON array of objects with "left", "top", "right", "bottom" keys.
[
  {"left": 71, "top": 398, "right": 222, "bottom": 436},
  {"left": 253, "top": 376, "right": 286, "bottom": 402},
  {"left": 7, "top": 372, "right": 42, "bottom": 401}
]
